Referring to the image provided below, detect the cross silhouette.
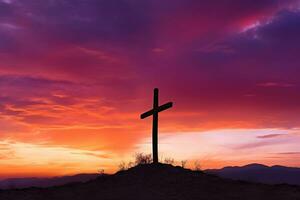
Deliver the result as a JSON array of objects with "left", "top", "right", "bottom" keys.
[{"left": 140, "top": 88, "right": 173, "bottom": 164}]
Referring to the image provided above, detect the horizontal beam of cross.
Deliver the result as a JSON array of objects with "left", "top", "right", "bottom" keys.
[{"left": 140, "top": 102, "right": 173, "bottom": 119}]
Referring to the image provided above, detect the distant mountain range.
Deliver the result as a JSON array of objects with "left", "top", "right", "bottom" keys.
[
  {"left": 205, "top": 163, "right": 300, "bottom": 185},
  {"left": 0, "top": 174, "right": 99, "bottom": 189}
]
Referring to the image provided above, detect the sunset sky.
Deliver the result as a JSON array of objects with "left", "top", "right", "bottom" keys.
[{"left": 1, "top": 0, "right": 300, "bottom": 178}]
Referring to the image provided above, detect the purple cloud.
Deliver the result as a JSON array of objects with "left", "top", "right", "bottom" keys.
[
  {"left": 257, "top": 82, "right": 295, "bottom": 87},
  {"left": 0, "top": 0, "right": 300, "bottom": 130}
]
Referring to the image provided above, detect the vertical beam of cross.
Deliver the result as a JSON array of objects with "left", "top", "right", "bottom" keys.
[
  {"left": 141, "top": 88, "right": 173, "bottom": 164},
  {"left": 152, "top": 88, "right": 159, "bottom": 163}
]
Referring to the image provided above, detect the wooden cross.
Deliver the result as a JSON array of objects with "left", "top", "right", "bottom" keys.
[{"left": 140, "top": 88, "right": 173, "bottom": 164}]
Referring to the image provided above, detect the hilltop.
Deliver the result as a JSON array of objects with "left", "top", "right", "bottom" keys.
[{"left": 1, "top": 163, "right": 300, "bottom": 200}]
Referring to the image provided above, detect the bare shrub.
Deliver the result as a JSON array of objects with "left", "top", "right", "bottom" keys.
[
  {"left": 135, "top": 153, "right": 152, "bottom": 165},
  {"left": 98, "top": 169, "right": 105, "bottom": 175},
  {"left": 181, "top": 160, "right": 187, "bottom": 168},
  {"left": 118, "top": 161, "right": 127, "bottom": 171},
  {"left": 159, "top": 154, "right": 165, "bottom": 163},
  {"left": 194, "top": 160, "right": 201, "bottom": 171},
  {"left": 164, "top": 157, "right": 175, "bottom": 165},
  {"left": 127, "top": 161, "right": 135, "bottom": 168}
]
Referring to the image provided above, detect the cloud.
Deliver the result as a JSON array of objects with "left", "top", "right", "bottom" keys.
[
  {"left": 257, "top": 134, "right": 285, "bottom": 139},
  {"left": 0, "top": 0, "right": 13, "bottom": 4},
  {"left": 257, "top": 82, "right": 295, "bottom": 87},
  {"left": 0, "top": 140, "right": 118, "bottom": 176},
  {"left": 235, "top": 141, "right": 273, "bottom": 150},
  {"left": 278, "top": 152, "right": 300, "bottom": 155},
  {"left": 0, "top": 1, "right": 298, "bottom": 130}
]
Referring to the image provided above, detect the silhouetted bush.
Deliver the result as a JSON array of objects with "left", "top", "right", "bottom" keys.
[
  {"left": 127, "top": 161, "right": 135, "bottom": 168},
  {"left": 181, "top": 160, "right": 187, "bottom": 168},
  {"left": 135, "top": 153, "right": 152, "bottom": 165},
  {"left": 164, "top": 157, "right": 175, "bottom": 165},
  {"left": 118, "top": 161, "right": 127, "bottom": 171},
  {"left": 98, "top": 169, "right": 105, "bottom": 175},
  {"left": 194, "top": 160, "right": 201, "bottom": 171}
]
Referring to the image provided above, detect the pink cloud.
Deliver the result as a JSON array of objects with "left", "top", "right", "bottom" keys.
[
  {"left": 257, "top": 134, "right": 286, "bottom": 139},
  {"left": 257, "top": 82, "right": 295, "bottom": 87}
]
